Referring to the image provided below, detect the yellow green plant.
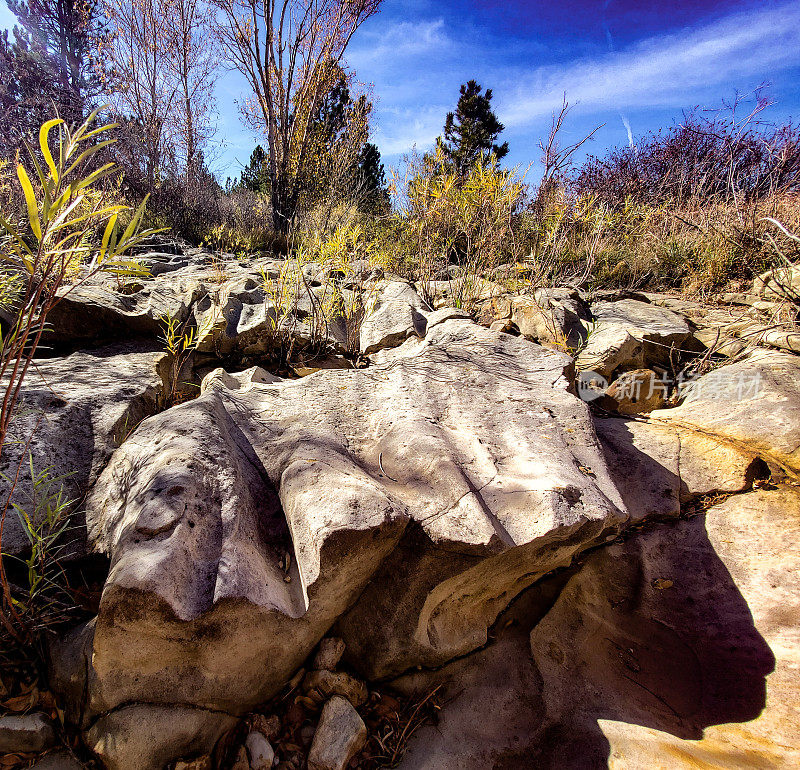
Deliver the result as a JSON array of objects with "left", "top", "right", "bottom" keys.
[
  {"left": 0, "top": 457, "right": 79, "bottom": 653},
  {"left": 394, "top": 146, "right": 527, "bottom": 309},
  {"left": 159, "top": 314, "right": 203, "bottom": 405},
  {"left": 0, "top": 109, "right": 161, "bottom": 646},
  {"left": 259, "top": 250, "right": 341, "bottom": 363}
]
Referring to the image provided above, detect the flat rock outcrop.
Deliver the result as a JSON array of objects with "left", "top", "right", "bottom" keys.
[
  {"left": 44, "top": 271, "right": 205, "bottom": 350},
  {"left": 5, "top": 252, "right": 796, "bottom": 770},
  {"left": 650, "top": 348, "right": 800, "bottom": 474}
]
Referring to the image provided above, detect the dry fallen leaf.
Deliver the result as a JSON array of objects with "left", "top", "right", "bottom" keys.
[{"left": 1, "top": 692, "right": 35, "bottom": 712}]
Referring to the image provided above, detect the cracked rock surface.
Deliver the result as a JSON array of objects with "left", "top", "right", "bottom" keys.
[{"left": 73, "top": 317, "right": 627, "bottom": 762}]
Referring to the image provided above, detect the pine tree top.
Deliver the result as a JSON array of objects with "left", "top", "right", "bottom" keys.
[{"left": 440, "top": 79, "right": 509, "bottom": 176}]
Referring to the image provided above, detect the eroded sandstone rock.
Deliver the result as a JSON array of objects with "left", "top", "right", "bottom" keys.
[
  {"left": 44, "top": 269, "right": 205, "bottom": 350},
  {"left": 85, "top": 705, "right": 237, "bottom": 770},
  {"left": 594, "top": 416, "right": 758, "bottom": 522},
  {"left": 650, "top": 348, "right": 800, "bottom": 474},
  {"left": 511, "top": 288, "right": 590, "bottom": 350},
  {"left": 0, "top": 342, "right": 162, "bottom": 555},
  {"left": 603, "top": 368, "right": 667, "bottom": 414},
  {"left": 358, "top": 281, "right": 430, "bottom": 355},
  {"left": 576, "top": 298, "right": 695, "bottom": 377},
  {"left": 394, "top": 487, "right": 800, "bottom": 769},
  {"left": 71, "top": 318, "right": 628, "bottom": 766},
  {"left": 528, "top": 487, "right": 800, "bottom": 769}
]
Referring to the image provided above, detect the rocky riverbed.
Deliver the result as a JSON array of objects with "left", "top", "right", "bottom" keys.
[{"left": 1, "top": 244, "right": 798, "bottom": 769}]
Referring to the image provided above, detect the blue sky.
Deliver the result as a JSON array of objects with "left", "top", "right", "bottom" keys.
[{"left": 3, "top": 0, "right": 800, "bottom": 181}]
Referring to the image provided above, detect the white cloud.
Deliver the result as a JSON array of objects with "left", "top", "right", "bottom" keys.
[
  {"left": 348, "top": 18, "right": 451, "bottom": 69},
  {"left": 372, "top": 106, "right": 445, "bottom": 155},
  {"left": 501, "top": 1, "right": 800, "bottom": 128}
]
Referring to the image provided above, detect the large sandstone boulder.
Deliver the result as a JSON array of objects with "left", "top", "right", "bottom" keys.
[
  {"left": 0, "top": 342, "right": 162, "bottom": 555},
  {"left": 43, "top": 257, "right": 292, "bottom": 354},
  {"left": 358, "top": 281, "right": 430, "bottom": 355},
  {"left": 358, "top": 282, "right": 471, "bottom": 356},
  {"left": 85, "top": 705, "right": 237, "bottom": 770},
  {"left": 69, "top": 319, "right": 629, "bottom": 767},
  {"left": 576, "top": 298, "right": 694, "bottom": 377}
]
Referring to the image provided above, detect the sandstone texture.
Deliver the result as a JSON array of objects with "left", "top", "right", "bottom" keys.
[{"left": 1, "top": 250, "right": 796, "bottom": 770}]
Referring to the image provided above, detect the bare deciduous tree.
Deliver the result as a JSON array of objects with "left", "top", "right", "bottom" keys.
[
  {"left": 212, "top": 0, "right": 383, "bottom": 235},
  {"left": 105, "top": 0, "right": 178, "bottom": 193},
  {"left": 105, "top": 0, "right": 219, "bottom": 191},
  {"left": 538, "top": 95, "right": 602, "bottom": 207},
  {"left": 167, "top": 0, "right": 219, "bottom": 181}
]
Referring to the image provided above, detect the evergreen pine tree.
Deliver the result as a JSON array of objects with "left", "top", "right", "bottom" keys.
[
  {"left": 0, "top": 0, "right": 105, "bottom": 153},
  {"left": 354, "top": 141, "right": 389, "bottom": 212},
  {"left": 239, "top": 145, "right": 271, "bottom": 194},
  {"left": 440, "top": 80, "right": 509, "bottom": 176}
]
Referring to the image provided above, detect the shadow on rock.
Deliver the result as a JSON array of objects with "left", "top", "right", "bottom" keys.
[
  {"left": 394, "top": 511, "right": 776, "bottom": 769},
  {"left": 528, "top": 513, "right": 775, "bottom": 769}
]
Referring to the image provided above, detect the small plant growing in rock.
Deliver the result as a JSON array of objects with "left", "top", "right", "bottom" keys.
[
  {"left": 159, "top": 314, "right": 201, "bottom": 405},
  {"left": 261, "top": 252, "right": 334, "bottom": 366},
  {"left": 1, "top": 458, "right": 77, "bottom": 640}
]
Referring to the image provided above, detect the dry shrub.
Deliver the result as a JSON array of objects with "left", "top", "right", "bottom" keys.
[
  {"left": 296, "top": 198, "right": 362, "bottom": 250},
  {"left": 503, "top": 93, "right": 800, "bottom": 295},
  {"left": 202, "top": 187, "right": 278, "bottom": 255},
  {"left": 391, "top": 146, "right": 527, "bottom": 305},
  {"left": 515, "top": 189, "right": 800, "bottom": 294},
  {"left": 573, "top": 96, "right": 800, "bottom": 207}
]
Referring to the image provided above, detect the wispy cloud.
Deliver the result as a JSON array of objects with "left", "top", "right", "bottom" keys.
[
  {"left": 501, "top": 1, "right": 800, "bottom": 128},
  {"left": 348, "top": 19, "right": 451, "bottom": 70},
  {"left": 369, "top": 2, "right": 800, "bottom": 162},
  {"left": 372, "top": 106, "right": 445, "bottom": 155}
]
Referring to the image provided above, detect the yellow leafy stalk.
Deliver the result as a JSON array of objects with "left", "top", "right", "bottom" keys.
[
  {"left": 38, "top": 118, "right": 63, "bottom": 183},
  {"left": 98, "top": 212, "right": 119, "bottom": 263},
  {"left": 16, "top": 164, "right": 42, "bottom": 241}
]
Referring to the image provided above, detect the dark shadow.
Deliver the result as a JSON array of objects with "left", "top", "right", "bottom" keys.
[
  {"left": 525, "top": 416, "right": 777, "bottom": 768},
  {"left": 392, "top": 416, "right": 777, "bottom": 770},
  {"left": 527, "top": 510, "right": 776, "bottom": 769}
]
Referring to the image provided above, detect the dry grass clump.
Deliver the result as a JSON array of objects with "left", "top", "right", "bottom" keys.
[{"left": 516, "top": 190, "right": 800, "bottom": 295}]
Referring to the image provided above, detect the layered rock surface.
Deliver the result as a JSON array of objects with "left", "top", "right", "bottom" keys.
[
  {"left": 0, "top": 342, "right": 162, "bottom": 555},
  {"left": 4, "top": 248, "right": 797, "bottom": 769},
  {"left": 649, "top": 348, "right": 800, "bottom": 475},
  {"left": 72, "top": 316, "right": 629, "bottom": 765},
  {"left": 575, "top": 298, "right": 695, "bottom": 377},
  {"left": 393, "top": 486, "right": 800, "bottom": 769}
]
